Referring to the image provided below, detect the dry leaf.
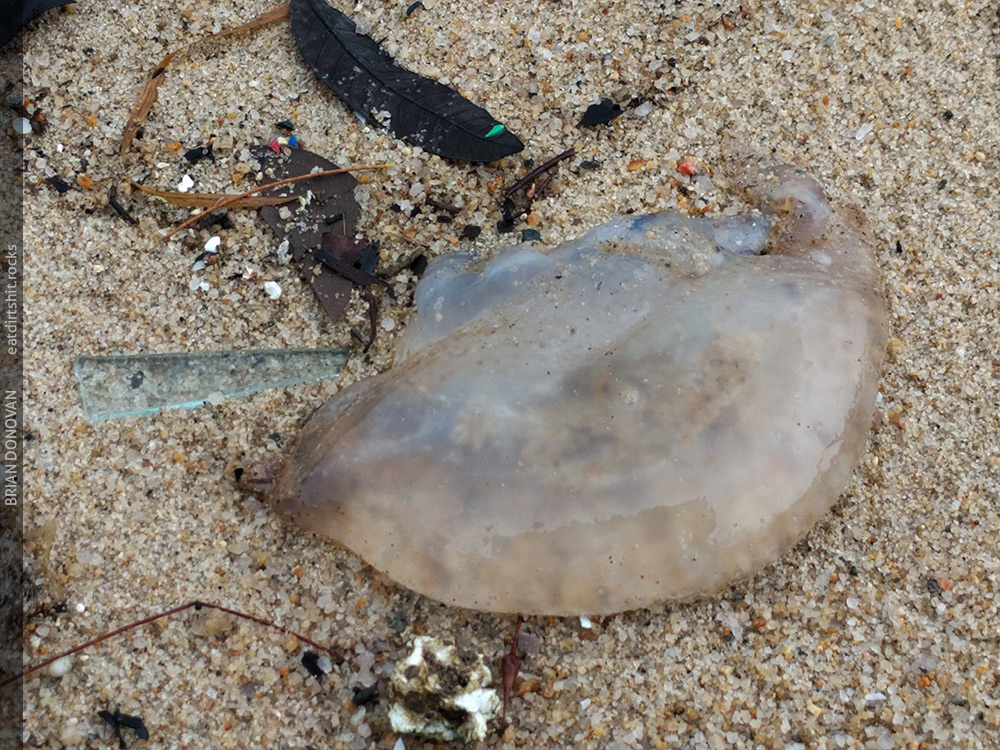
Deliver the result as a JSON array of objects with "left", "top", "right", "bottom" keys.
[
  {"left": 120, "top": 3, "right": 290, "bottom": 155},
  {"left": 131, "top": 181, "right": 299, "bottom": 208}
]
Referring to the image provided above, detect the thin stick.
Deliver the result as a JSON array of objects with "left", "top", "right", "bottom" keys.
[
  {"left": 504, "top": 148, "right": 576, "bottom": 196},
  {"left": 120, "top": 3, "right": 291, "bottom": 154},
  {"left": 164, "top": 165, "right": 391, "bottom": 240},
  {"left": 2, "top": 600, "right": 344, "bottom": 688}
]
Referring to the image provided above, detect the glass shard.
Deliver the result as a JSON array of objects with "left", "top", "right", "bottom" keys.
[{"left": 74, "top": 348, "right": 349, "bottom": 422}]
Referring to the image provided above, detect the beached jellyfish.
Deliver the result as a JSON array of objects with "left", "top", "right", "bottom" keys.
[{"left": 263, "top": 163, "right": 888, "bottom": 615}]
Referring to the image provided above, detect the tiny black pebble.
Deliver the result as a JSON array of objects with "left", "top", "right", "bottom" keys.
[
  {"left": 129, "top": 371, "right": 145, "bottom": 389},
  {"left": 302, "top": 651, "right": 327, "bottom": 680},
  {"left": 942, "top": 109, "right": 954, "bottom": 121},
  {"left": 927, "top": 577, "right": 940, "bottom": 594},
  {"left": 275, "top": 119, "right": 295, "bottom": 131},
  {"left": 849, "top": 564, "right": 858, "bottom": 576},
  {"left": 352, "top": 684, "right": 379, "bottom": 705},
  {"left": 390, "top": 610, "right": 409, "bottom": 635},
  {"left": 437, "top": 214, "right": 453, "bottom": 223},
  {"left": 520, "top": 228, "right": 542, "bottom": 242},
  {"left": 579, "top": 160, "right": 601, "bottom": 170},
  {"left": 462, "top": 224, "right": 482, "bottom": 240},
  {"left": 937, "top": 179, "right": 947, "bottom": 190}
]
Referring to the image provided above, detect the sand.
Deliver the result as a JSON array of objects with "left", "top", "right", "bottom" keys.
[{"left": 11, "top": 0, "right": 1000, "bottom": 748}]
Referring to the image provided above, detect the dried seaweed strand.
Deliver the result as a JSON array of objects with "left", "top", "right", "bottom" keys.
[
  {"left": 120, "top": 2, "right": 291, "bottom": 155},
  {"left": 164, "top": 165, "right": 390, "bottom": 240},
  {"left": 132, "top": 181, "right": 299, "bottom": 208},
  {"left": 1, "top": 600, "right": 344, "bottom": 689}
]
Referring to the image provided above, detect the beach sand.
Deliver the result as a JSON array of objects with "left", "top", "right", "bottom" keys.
[{"left": 12, "top": 0, "right": 1000, "bottom": 747}]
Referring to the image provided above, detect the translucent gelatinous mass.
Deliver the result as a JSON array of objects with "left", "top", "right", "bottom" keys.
[{"left": 269, "top": 165, "right": 888, "bottom": 615}]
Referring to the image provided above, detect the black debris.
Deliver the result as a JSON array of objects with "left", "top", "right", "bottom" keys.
[
  {"left": 184, "top": 145, "right": 214, "bottom": 163},
  {"left": 195, "top": 213, "right": 234, "bottom": 231},
  {"left": 301, "top": 651, "right": 327, "bottom": 680},
  {"left": 390, "top": 610, "right": 408, "bottom": 635},
  {"left": 45, "top": 176, "right": 72, "bottom": 194},
  {"left": 358, "top": 242, "right": 380, "bottom": 275},
  {"left": 579, "top": 160, "right": 601, "bottom": 170},
  {"left": 425, "top": 197, "right": 460, "bottom": 213},
  {"left": 353, "top": 684, "right": 379, "bottom": 705},
  {"left": 108, "top": 187, "right": 138, "bottom": 225},
  {"left": 409, "top": 254, "right": 428, "bottom": 275},
  {"left": 579, "top": 98, "right": 622, "bottom": 127},
  {"left": 520, "top": 228, "right": 541, "bottom": 242},
  {"left": 313, "top": 244, "right": 393, "bottom": 296},
  {"left": 436, "top": 214, "right": 453, "bottom": 223},
  {"left": 504, "top": 148, "right": 575, "bottom": 197},
  {"left": 364, "top": 290, "right": 379, "bottom": 351},
  {"left": 405, "top": 1, "right": 424, "bottom": 16},
  {"left": 275, "top": 119, "right": 296, "bottom": 131},
  {"left": 927, "top": 577, "right": 940, "bottom": 594},
  {"left": 461, "top": 225, "right": 481, "bottom": 240},
  {"left": 98, "top": 709, "right": 149, "bottom": 749}
]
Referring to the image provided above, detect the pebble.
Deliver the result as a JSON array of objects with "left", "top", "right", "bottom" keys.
[{"left": 47, "top": 656, "right": 73, "bottom": 677}]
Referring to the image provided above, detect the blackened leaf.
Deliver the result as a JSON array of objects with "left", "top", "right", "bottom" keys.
[
  {"left": 580, "top": 98, "right": 622, "bottom": 127},
  {"left": 290, "top": 0, "right": 524, "bottom": 162},
  {"left": 257, "top": 147, "right": 361, "bottom": 322},
  {"left": 0, "top": 0, "right": 75, "bottom": 48}
]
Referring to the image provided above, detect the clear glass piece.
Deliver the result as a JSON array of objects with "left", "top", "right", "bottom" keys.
[{"left": 74, "top": 348, "right": 349, "bottom": 422}]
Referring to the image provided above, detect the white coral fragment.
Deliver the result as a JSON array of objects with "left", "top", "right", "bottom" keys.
[{"left": 388, "top": 636, "right": 500, "bottom": 743}]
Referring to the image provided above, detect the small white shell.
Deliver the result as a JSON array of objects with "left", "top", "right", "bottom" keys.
[{"left": 270, "top": 163, "right": 888, "bottom": 615}]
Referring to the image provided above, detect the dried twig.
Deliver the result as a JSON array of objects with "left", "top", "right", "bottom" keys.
[
  {"left": 120, "top": 3, "right": 291, "bottom": 154},
  {"left": 163, "top": 165, "right": 390, "bottom": 240},
  {"left": 132, "top": 181, "right": 299, "bottom": 209},
  {"left": 504, "top": 148, "right": 576, "bottom": 197},
  {"left": 1, "top": 600, "right": 344, "bottom": 689}
]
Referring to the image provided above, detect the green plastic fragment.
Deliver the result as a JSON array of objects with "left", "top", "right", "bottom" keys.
[
  {"left": 484, "top": 123, "right": 506, "bottom": 138},
  {"left": 74, "top": 348, "right": 349, "bottom": 422}
]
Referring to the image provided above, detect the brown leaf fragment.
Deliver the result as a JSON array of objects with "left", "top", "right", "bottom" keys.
[
  {"left": 305, "top": 234, "right": 368, "bottom": 324},
  {"left": 119, "top": 3, "right": 291, "bottom": 155},
  {"left": 166, "top": 164, "right": 386, "bottom": 239},
  {"left": 258, "top": 147, "right": 373, "bottom": 323},
  {"left": 120, "top": 50, "right": 177, "bottom": 156},
  {"left": 131, "top": 181, "right": 299, "bottom": 209}
]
